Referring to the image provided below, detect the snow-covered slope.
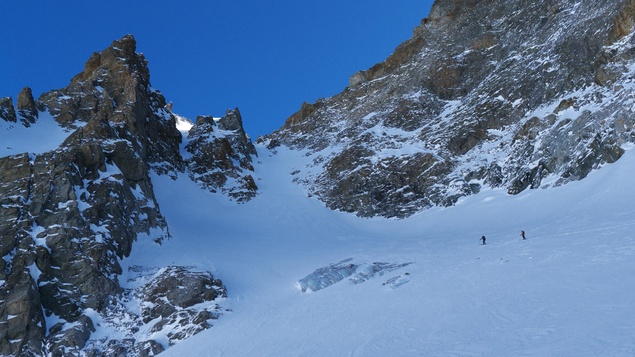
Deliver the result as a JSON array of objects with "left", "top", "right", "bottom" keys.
[{"left": 121, "top": 142, "right": 635, "bottom": 356}]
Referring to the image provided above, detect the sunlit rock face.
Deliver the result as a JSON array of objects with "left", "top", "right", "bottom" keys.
[
  {"left": 270, "top": 0, "right": 635, "bottom": 218},
  {"left": 184, "top": 109, "right": 258, "bottom": 203}
]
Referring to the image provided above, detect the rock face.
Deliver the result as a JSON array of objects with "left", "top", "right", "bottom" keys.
[
  {"left": 38, "top": 35, "right": 183, "bottom": 176},
  {"left": 184, "top": 109, "right": 258, "bottom": 202},
  {"left": 17, "top": 86, "right": 38, "bottom": 126},
  {"left": 0, "top": 97, "right": 16, "bottom": 123},
  {"left": 0, "top": 35, "right": 237, "bottom": 355},
  {"left": 270, "top": 0, "right": 635, "bottom": 217}
]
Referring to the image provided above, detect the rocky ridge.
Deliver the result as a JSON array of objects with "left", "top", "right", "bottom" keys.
[
  {"left": 269, "top": 0, "right": 635, "bottom": 218},
  {"left": 0, "top": 35, "right": 255, "bottom": 355}
]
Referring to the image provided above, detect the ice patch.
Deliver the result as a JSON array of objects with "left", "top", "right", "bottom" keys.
[{"left": 296, "top": 258, "right": 412, "bottom": 293}]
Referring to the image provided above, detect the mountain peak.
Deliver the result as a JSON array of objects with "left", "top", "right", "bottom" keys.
[
  {"left": 112, "top": 34, "right": 137, "bottom": 54},
  {"left": 74, "top": 34, "right": 147, "bottom": 85}
]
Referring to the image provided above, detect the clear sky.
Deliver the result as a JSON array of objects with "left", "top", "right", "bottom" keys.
[{"left": 0, "top": 1, "right": 435, "bottom": 137}]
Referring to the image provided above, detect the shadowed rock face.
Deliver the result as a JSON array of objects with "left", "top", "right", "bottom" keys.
[{"left": 270, "top": 0, "right": 635, "bottom": 218}]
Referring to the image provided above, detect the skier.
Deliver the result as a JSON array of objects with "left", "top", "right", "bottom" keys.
[
  {"left": 480, "top": 235, "right": 486, "bottom": 245},
  {"left": 520, "top": 230, "right": 526, "bottom": 240}
]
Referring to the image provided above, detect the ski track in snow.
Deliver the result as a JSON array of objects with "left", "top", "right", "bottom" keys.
[{"left": 120, "top": 145, "right": 635, "bottom": 357}]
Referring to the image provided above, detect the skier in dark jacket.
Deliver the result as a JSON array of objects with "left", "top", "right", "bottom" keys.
[
  {"left": 480, "top": 235, "right": 486, "bottom": 245},
  {"left": 521, "top": 230, "right": 526, "bottom": 240}
]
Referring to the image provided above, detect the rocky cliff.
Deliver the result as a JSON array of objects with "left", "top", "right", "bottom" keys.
[
  {"left": 0, "top": 35, "right": 254, "bottom": 355},
  {"left": 269, "top": 0, "right": 635, "bottom": 218}
]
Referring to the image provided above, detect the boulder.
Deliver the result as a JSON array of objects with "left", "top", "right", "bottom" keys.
[
  {"left": 46, "top": 315, "right": 95, "bottom": 356},
  {"left": 137, "top": 340, "right": 165, "bottom": 357}
]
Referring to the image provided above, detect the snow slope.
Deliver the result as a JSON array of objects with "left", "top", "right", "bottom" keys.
[
  {"left": 122, "top": 144, "right": 635, "bottom": 356},
  {"left": 0, "top": 111, "right": 81, "bottom": 157}
]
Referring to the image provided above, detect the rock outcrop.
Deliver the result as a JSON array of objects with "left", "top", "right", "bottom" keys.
[
  {"left": 269, "top": 0, "right": 635, "bottom": 218},
  {"left": 0, "top": 97, "right": 16, "bottom": 123},
  {"left": 136, "top": 266, "right": 226, "bottom": 345},
  {"left": 80, "top": 265, "right": 226, "bottom": 356},
  {"left": 17, "top": 86, "right": 38, "bottom": 127},
  {"left": 6, "top": 0, "right": 633, "bottom": 352},
  {"left": 184, "top": 109, "right": 258, "bottom": 202}
]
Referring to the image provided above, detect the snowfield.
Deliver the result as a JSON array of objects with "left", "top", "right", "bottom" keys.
[
  {"left": 121, "top": 144, "right": 635, "bottom": 356},
  {"left": 0, "top": 111, "right": 82, "bottom": 157}
]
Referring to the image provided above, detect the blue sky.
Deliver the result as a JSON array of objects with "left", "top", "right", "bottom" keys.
[{"left": 0, "top": 1, "right": 434, "bottom": 137}]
